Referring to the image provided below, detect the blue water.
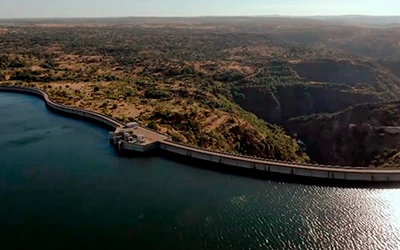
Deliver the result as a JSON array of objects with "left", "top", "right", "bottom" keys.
[{"left": 1, "top": 92, "right": 400, "bottom": 250}]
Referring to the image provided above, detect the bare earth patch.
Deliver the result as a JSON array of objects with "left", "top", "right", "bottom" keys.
[{"left": 207, "top": 114, "right": 229, "bottom": 130}]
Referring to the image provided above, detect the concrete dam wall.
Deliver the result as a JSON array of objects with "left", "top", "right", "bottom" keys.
[
  {"left": 159, "top": 141, "right": 400, "bottom": 182},
  {"left": 3, "top": 85, "right": 400, "bottom": 183},
  {"left": 0, "top": 86, "right": 124, "bottom": 129}
]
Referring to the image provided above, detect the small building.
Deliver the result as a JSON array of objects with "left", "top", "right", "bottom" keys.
[{"left": 126, "top": 122, "right": 139, "bottom": 128}]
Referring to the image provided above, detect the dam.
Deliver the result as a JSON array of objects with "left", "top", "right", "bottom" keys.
[
  {"left": 2, "top": 91, "right": 400, "bottom": 250},
  {"left": 2, "top": 85, "right": 400, "bottom": 183}
]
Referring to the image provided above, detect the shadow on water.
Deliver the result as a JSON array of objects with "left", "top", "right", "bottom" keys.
[
  {"left": 6, "top": 135, "right": 47, "bottom": 147},
  {"left": 117, "top": 148, "right": 400, "bottom": 189}
]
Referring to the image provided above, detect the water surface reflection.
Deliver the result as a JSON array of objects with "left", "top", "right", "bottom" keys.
[{"left": 1, "top": 92, "right": 400, "bottom": 250}]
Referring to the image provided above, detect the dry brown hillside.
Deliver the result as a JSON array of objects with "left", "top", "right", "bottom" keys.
[{"left": 2, "top": 17, "right": 400, "bottom": 166}]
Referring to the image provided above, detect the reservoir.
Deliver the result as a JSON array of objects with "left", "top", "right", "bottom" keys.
[{"left": 1, "top": 92, "right": 400, "bottom": 250}]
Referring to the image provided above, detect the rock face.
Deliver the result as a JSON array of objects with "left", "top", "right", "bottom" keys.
[
  {"left": 231, "top": 59, "right": 400, "bottom": 166},
  {"left": 294, "top": 60, "right": 400, "bottom": 97},
  {"left": 234, "top": 84, "right": 382, "bottom": 125},
  {"left": 378, "top": 60, "right": 400, "bottom": 78},
  {"left": 284, "top": 102, "right": 400, "bottom": 167},
  {"left": 295, "top": 60, "right": 378, "bottom": 86},
  {"left": 233, "top": 88, "right": 283, "bottom": 124},
  {"left": 234, "top": 59, "right": 400, "bottom": 125}
]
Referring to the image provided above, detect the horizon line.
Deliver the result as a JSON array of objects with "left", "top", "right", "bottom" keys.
[{"left": 1, "top": 14, "right": 399, "bottom": 20}]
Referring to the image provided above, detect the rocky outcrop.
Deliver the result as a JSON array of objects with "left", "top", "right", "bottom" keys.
[
  {"left": 284, "top": 102, "right": 400, "bottom": 167},
  {"left": 232, "top": 59, "right": 400, "bottom": 166},
  {"left": 234, "top": 84, "right": 382, "bottom": 124},
  {"left": 294, "top": 60, "right": 378, "bottom": 86},
  {"left": 378, "top": 60, "right": 400, "bottom": 78},
  {"left": 293, "top": 60, "right": 400, "bottom": 97},
  {"left": 233, "top": 87, "right": 283, "bottom": 124}
]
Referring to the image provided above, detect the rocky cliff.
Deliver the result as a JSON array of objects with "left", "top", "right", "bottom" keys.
[
  {"left": 234, "top": 84, "right": 382, "bottom": 125},
  {"left": 233, "top": 59, "right": 400, "bottom": 125},
  {"left": 378, "top": 60, "right": 400, "bottom": 78},
  {"left": 294, "top": 60, "right": 400, "bottom": 100},
  {"left": 284, "top": 102, "right": 400, "bottom": 167}
]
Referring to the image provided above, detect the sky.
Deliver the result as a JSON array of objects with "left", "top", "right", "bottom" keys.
[{"left": 1, "top": 0, "right": 399, "bottom": 18}]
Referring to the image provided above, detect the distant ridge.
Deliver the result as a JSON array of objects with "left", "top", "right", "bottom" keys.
[
  {"left": 0, "top": 15, "right": 399, "bottom": 28},
  {"left": 304, "top": 15, "right": 400, "bottom": 28}
]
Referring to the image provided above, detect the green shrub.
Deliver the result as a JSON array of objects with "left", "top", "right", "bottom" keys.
[
  {"left": 148, "top": 120, "right": 159, "bottom": 130},
  {"left": 144, "top": 88, "right": 171, "bottom": 99}
]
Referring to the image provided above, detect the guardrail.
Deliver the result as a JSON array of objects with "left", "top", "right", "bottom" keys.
[{"left": 163, "top": 140, "right": 394, "bottom": 171}]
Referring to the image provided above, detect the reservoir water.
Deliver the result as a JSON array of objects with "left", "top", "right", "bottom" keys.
[{"left": 1, "top": 92, "right": 400, "bottom": 250}]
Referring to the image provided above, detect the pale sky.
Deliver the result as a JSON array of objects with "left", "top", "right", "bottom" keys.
[{"left": 1, "top": 0, "right": 399, "bottom": 18}]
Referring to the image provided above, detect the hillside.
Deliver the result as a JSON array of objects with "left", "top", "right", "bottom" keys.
[{"left": 2, "top": 17, "right": 400, "bottom": 166}]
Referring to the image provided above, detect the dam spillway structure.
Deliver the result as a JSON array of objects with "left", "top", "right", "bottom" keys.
[
  {"left": 109, "top": 123, "right": 145, "bottom": 149},
  {"left": 109, "top": 122, "right": 168, "bottom": 153}
]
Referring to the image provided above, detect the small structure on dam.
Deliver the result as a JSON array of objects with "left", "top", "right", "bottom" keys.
[
  {"left": 109, "top": 126, "right": 146, "bottom": 150},
  {"left": 109, "top": 123, "right": 169, "bottom": 152},
  {"left": 110, "top": 127, "right": 145, "bottom": 146}
]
